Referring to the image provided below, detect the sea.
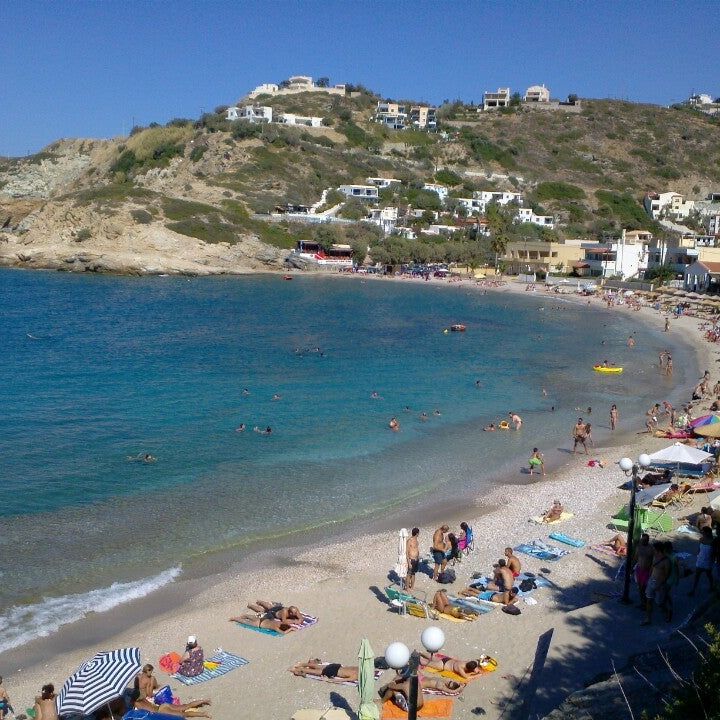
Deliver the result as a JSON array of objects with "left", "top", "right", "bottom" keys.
[{"left": 0, "top": 269, "right": 696, "bottom": 652}]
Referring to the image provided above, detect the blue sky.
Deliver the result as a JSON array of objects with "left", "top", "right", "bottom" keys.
[{"left": 2, "top": 0, "right": 718, "bottom": 157}]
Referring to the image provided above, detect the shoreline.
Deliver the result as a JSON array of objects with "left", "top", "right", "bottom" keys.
[{"left": 1, "top": 275, "right": 713, "bottom": 719}]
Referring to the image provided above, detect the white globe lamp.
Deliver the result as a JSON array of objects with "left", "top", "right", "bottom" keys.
[
  {"left": 619, "top": 457, "right": 633, "bottom": 473},
  {"left": 638, "top": 453, "right": 651, "bottom": 468},
  {"left": 420, "top": 626, "right": 445, "bottom": 653},
  {"left": 385, "top": 641, "right": 411, "bottom": 669}
]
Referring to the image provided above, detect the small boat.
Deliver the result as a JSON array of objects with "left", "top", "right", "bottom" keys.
[
  {"left": 450, "top": 324, "right": 466, "bottom": 332},
  {"left": 593, "top": 365, "right": 623, "bottom": 374},
  {"left": 282, "top": 275, "right": 293, "bottom": 280}
]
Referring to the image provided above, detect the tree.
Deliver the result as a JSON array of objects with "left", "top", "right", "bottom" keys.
[
  {"left": 316, "top": 77, "right": 329, "bottom": 88},
  {"left": 313, "top": 224, "right": 341, "bottom": 251},
  {"left": 510, "top": 92, "right": 522, "bottom": 107},
  {"left": 645, "top": 264, "right": 677, "bottom": 286}
]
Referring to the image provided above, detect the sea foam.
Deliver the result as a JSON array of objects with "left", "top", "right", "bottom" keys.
[{"left": 0, "top": 566, "right": 182, "bottom": 653}]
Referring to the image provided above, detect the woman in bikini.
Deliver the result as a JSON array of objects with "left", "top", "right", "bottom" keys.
[
  {"left": 246, "top": 600, "right": 305, "bottom": 624},
  {"left": 229, "top": 613, "right": 296, "bottom": 634},
  {"left": 418, "top": 653, "right": 482, "bottom": 680}
]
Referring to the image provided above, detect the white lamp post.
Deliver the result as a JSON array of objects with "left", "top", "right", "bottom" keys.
[
  {"left": 385, "top": 627, "right": 446, "bottom": 720},
  {"left": 619, "top": 453, "right": 651, "bottom": 603}
]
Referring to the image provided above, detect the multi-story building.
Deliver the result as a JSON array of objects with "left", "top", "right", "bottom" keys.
[
  {"left": 524, "top": 85, "right": 550, "bottom": 103},
  {"left": 483, "top": 88, "right": 511, "bottom": 110},
  {"left": 708, "top": 214, "right": 720, "bottom": 236},
  {"left": 515, "top": 208, "right": 555, "bottom": 228},
  {"left": 580, "top": 230, "right": 652, "bottom": 279},
  {"left": 504, "top": 239, "right": 599, "bottom": 275},
  {"left": 423, "top": 183, "right": 449, "bottom": 203},
  {"left": 277, "top": 113, "right": 323, "bottom": 128},
  {"left": 226, "top": 105, "right": 273, "bottom": 123},
  {"left": 374, "top": 102, "right": 407, "bottom": 130},
  {"left": 367, "top": 206, "right": 399, "bottom": 234},
  {"left": 643, "top": 191, "right": 696, "bottom": 220},
  {"left": 366, "top": 177, "right": 401, "bottom": 189},
  {"left": 408, "top": 106, "right": 437, "bottom": 130},
  {"left": 338, "top": 185, "right": 379, "bottom": 201}
]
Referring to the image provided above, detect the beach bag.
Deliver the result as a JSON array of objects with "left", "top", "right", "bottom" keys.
[
  {"left": 153, "top": 686, "right": 173, "bottom": 705},
  {"left": 159, "top": 652, "right": 181, "bottom": 674},
  {"left": 502, "top": 604, "right": 521, "bottom": 616},
  {"left": 519, "top": 578, "right": 536, "bottom": 592},
  {"left": 438, "top": 569, "right": 456, "bottom": 584}
]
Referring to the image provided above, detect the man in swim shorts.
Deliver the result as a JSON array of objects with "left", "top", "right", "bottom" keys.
[
  {"left": 291, "top": 661, "right": 359, "bottom": 683},
  {"left": 432, "top": 525, "right": 450, "bottom": 581},
  {"left": 487, "top": 559, "right": 514, "bottom": 592},
  {"left": 504, "top": 547, "right": 521, "bottom": 577},
  {"left": 406, "top": 527, "right": 420, "bottom": 590}
]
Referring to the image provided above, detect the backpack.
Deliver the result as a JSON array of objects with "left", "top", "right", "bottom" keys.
[
  {"left": 519, "top": 578, "right": 537, "bottom": 593},
  {"left": 437, "top": 569, "right": 456, "bottom": 584},
  {"left": 502, "top": 604, "right": 521, "bottom": 615}
]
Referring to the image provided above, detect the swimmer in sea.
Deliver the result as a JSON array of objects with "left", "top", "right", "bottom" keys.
[
  {"left": 403, "top": 406, "right": 412, "bottom": 412},
  {"left": 371, "top": 391, "right": 383, "bottom": 400},
  {"left": 236, "top": 424, "right": 246, "bottom": 432},
  {"left": 483, "top": 423, "right": 496, "bottom": 432},
  {"left": 242, "top": 388, "right": 250, "bottom": 396},
  {"left": 254, "top": 426, "right": 272, "bottom": 435},
  {"left": 433, "top": 409, "right": 441, "bottom": 416},
  {"left": 272, "top": 394, "right": 282, "bottom": 401},
  {"left": 389, "top": 417, "right": 400, "bottom": 432},
  {"left": 542, "top": 388, "right": 547, "bottom": 396},
  {"left": 420, "top": 412, "right": 429, "bottom": 422}
]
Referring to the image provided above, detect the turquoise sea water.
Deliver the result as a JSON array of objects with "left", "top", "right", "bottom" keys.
[{"left": 0, "top": 270, "right": 693, "bottom": 650}]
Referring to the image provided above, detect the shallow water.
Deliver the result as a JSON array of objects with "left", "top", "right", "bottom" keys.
[{"left": 0, "top": 270, "right": 694, "bottom": 650}]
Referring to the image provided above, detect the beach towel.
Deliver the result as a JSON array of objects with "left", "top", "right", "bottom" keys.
[
  {"left": 422, "top": 683, "right": 463, "bottom": 697},
  {"left": 515, "top": 540, "right": 569, "bottom": 561},
  {"left": 421, "top": 654, "right": 497, "bottom": 683},
  {"left": 530, "top": 512, "right": 574, "bottom": 525},
  {"left": 235, "top": 614, "right": 318, "bottom": 637},
  {"left": 676, "top": 524, "right": 702, "bottom": 535},
  {"left": 381, "top": 698, "right": 453, "bottom": 719},
  {"left": 172, "top": 651, "right": 249, "bottom": 685},
  {"left": 292, "top": 666, "right": 383, "bottom": 687},
  {"left": 549, "top": 532, "right": 586, "bottom": 548},
  {"left": 589, "top": 544, "right": 624, "bottom": 558},
  {"left": 122, "top": 711, "right": 180, "bottom": 720},
  {"left": 122, "top": 712, "right": 180, "bottom": 720},
  {"left": 436, "top": 610, "right": 476, "bottom": 623},
  {"left": 449, "top": 596, "right": 496, "bottom": 614}
]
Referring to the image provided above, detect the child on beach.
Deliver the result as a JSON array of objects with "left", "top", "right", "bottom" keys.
[
  {"left": 0, "top": 677, "right": 14, "bottom": 719},
  {"left": 529, "top": 448, "right": 545, "bottom": 476}
]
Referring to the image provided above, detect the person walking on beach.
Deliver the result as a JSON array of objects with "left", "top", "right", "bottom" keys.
[
  {"left": 689, "top": 527, "right": 715, "bottom": 596},
  {"left": 0, "top": 677, "right": 14, "bottom": 720},
  {"left": 572, "top": 418, "right": 588, "bottom": 454},
  {"left": 642, "top": 542, "right": 670, "bottom": 626},
  {"left": 509, "top": 411, "right": 522, "bottom": 430},
  {"left": 406, "top": 527, "right": 420, "bottom": 590},
  {"left": 665, "top": 354, "right": 673, "bottom": 377},
  {"left": 634, "top": 533, "right": 653, "bottom": 607},
  {"left": 432, "top": 525, "right": 449, "bottom": 581},
  {"left": 664, "top": 317, "right": 670, "bottom": 332},
  {"left": 610, "top": 404, "right": 619, "bottom": 431},
  {"left": 529, "top": 448, "right": 545, "bottom": 476}
]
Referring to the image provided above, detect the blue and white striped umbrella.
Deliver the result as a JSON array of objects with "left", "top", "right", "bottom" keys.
[{"left": 57, "top": 647, "right": 141, "bottom": 716}]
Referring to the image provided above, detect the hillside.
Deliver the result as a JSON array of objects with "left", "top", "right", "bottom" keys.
[{"left": 1, "top": 89, "right": 719, "bottom": 274}]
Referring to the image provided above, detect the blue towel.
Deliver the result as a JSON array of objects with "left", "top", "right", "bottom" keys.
[
  {"left": 515, "top": 541, "right": 568, "bottom": 562},
  {"left": 235, "top": 613, "right": 318, "bottom": 637},
  {"left": 172, "top": 650, "right": 249, "bottom": 685},
  {"left": 549, "top": 532, "right": 586, "bottom": 548},
  {"left": 123, "top": 712, "right": 179, "bottom": 720},
  {"left": 450, "top": 596, "right": 495, "bottom": 614}
]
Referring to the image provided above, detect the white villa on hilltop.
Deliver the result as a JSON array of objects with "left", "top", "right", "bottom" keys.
[{"left": 246, "top": 76, "right": 346, "bottom": 99}]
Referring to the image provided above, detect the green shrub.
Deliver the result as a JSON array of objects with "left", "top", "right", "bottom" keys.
[
  {"left": 339, "top": 121, "right": 372, "bottom": 148},
  {"left": 76, "top": 227, "right": 92, "bottom": 241},
  {"left": 162, "top": 197, "right": 217, "bottom": 221},
  {"left": 131, "top": 209, "right": 153, "bottom": 224},
  {"left": 338, "top": 198, "right": 368, "bottom": 220},
  {"left": 534, "top": 181, "right": 586, "bottom": 202},
  {"left": 434, "top": 169, "right": 462, "bottom": 186},
  {"left": 166, "top": 218, "right": 237, "bottom": 244},
  {"left": 595, "top": 190, "right": 648, "bottom": 228}
]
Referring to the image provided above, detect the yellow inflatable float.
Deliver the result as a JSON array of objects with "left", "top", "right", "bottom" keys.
[{"left": 593, "top": 365, "right": 623, "bottom": 374}]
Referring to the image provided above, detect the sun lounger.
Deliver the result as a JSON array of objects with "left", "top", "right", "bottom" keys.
[
  {"left": 381, "top": 698, "right": 453, "bottom": 719},
  {"left": 688, "top": 479, "right": 720, "bottom": 493},
  {"left": 530, "top": 512, "right": 574, "bottom": 525},
  {"left": 548, "top": 532, "right": 585, "bottom": 548},
  {"left": 385, "top": 586, "right": 432, "bottom": 618},
  {"left": 514, "top": 540, "right": 569, "bottom": 561},
  {"left": 292, "top": 666, "right": 383, "bottom": 687},
  {"left": 610, "top": 506, "right": 673, "bottom": 533},
  {"left": 235, "top": 613, "right": 318, "bottom": 637},
  {"left": 172, "top": 651, "right": 248, "bottom": 685}
]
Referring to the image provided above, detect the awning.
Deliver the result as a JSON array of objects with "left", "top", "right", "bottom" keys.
[{"left": 572, "top": 262, "right": 590, "bottom": 268}]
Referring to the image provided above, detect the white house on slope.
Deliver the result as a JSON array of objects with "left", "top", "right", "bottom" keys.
[
  {"left": 226, "top": 105, "right": 273, "bottom": 123},
  {"left": 483, "top": 88, "right": 511, "bottom": 110},
  {"left": 643, "top": 191, "right": 696, "bottom": 220},
  {"left": 515, "top": 207, "right": 555, "bottom": 228},
  {"left": 524, "top": 85, "right": 550, "bottom": 103}
]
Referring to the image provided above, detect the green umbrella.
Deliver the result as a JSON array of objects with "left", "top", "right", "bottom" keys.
[{"left": 358, "top": 638, "right": 380, "bottom": 720}]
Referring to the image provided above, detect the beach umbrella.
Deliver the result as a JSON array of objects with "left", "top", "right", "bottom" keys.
[
  {"left": 57, "top": 647, "right": 141, "bottom": 717},
  {"left": 394, "top": 528, "right": 408, "bottom": 583},
  {"left": 646, "top": 442, "right": 713, "bottom": 466},
  {"left": 636, "top": 483, "right": 672, "bottom": 507},
  {"left": 693, "top": 423, "right": 720, "bottom": 438},
  {"left": 690, "top": 414, "right": 720, "bottom": 428},
  {"left": 357, "top": 638, "right": 380, "bottom": 720}
]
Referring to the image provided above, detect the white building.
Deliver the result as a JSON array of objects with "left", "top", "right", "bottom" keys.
[
  {"left": 688, "top": 93, "right": 714, "bottom": 106},
  {"left": 226, "top": 105, "right": 273, "bottom": 123},
  {"left": 408, "top": 106, "right": 437, "bottom": 130},
  {"left": 643, "top": 191, "right": 695, "bottom": 220},
  {"left": 684, "top": 260, "right": 720, "bottom": 292},
  {"left": 456, "top": 197, "right": 485, "bottom": 214},
  {"left": 474, "top": 190, "right": 523, "bottom": 206},
  {"left": 515, "top": 207, "right": 555, "bottom": 228},
  {"left": 375, "top": 102, "right": 407, "bottom": 130},
  {"left": 366, "top": 177, "right": 401, "bottom": 189},
  {"left": 247, "top": 77, "right": 345, "bottom": 99},
  {"left": 423, "top": 183, "right": 449, "bottom": 203},
  {"left": 708, "top": 214, "right": 720, "bottom": 236},
  {"left": 524, "top": 85, "right": 550, "bottom": 103},
  {"left": 338, "top": 185, "right": 379, "bottom": 200},
  {"left": 582, "top": 230, "right": 652, "bottom": 279},
  {"left": 367, "top": 206, "right": 399, "bottom": 234},
  {"left": 277, "top": 113, "right": 323, "bottom": 127},
  {"left": 483, "top": 88, "right": 511, "bottom": 110}
]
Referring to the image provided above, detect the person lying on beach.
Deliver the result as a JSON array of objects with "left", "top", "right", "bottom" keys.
[
  {"left": 418, "top": 653, "right": 483, "bottom": 680},
  {"left": 32, "top": 684, "right": 57, "bottom": 720},
  {"left": 291, "top": 660, "right": 358, "bottom": 682},
  {"left": 541, "top": 500, "right": 564, "bottom": 523},
  {"left": 379, "top": 675, "right": 425, "bottom": 711},
  {"left": 638, "top": 469, "right": 672, "bottom": 488},
  {"left": 134, "top": 697, "right": 212, "bottom": 718},
  {"left": 431, "top": 590, "right": 476, "bottom": 619},
  {"left": 600, "top": 534, "right": 627, "bottom": 556},
  {"left": 655, "top": 483, "right": 682, "bottom": 503},
  {"left": 458, "top": 587, "right": 519, "bottom": 606},
  {"left": 229, "top": 613, "right": 296, "bottom": 634},
  {"left": 246, "top": 600, "right": 305, "bottom": 624}
]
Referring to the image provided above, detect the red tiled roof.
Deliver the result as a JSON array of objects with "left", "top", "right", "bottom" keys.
[{"left": 699, "top": 261, "right": 720, "bottom": 273}]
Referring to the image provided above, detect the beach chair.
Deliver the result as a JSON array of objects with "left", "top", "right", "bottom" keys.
[
  {"left": 459, "top": 526, "right": 475, "bottom": 555},
  {"left": 384, "top": 585, "right": 432, "bottom": 618},
  {"left": 610, "top": 506, "right": 673, "bottom": 534}
]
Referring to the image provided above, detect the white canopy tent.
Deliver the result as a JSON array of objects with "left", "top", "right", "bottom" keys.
[{"left": 646, "top": 442, "right": 713, "bottom": 467}]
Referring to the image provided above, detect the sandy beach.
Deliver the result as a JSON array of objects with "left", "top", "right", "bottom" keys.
[{"left": 3, "top": 277, "right": 717, "bottom": 720}]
